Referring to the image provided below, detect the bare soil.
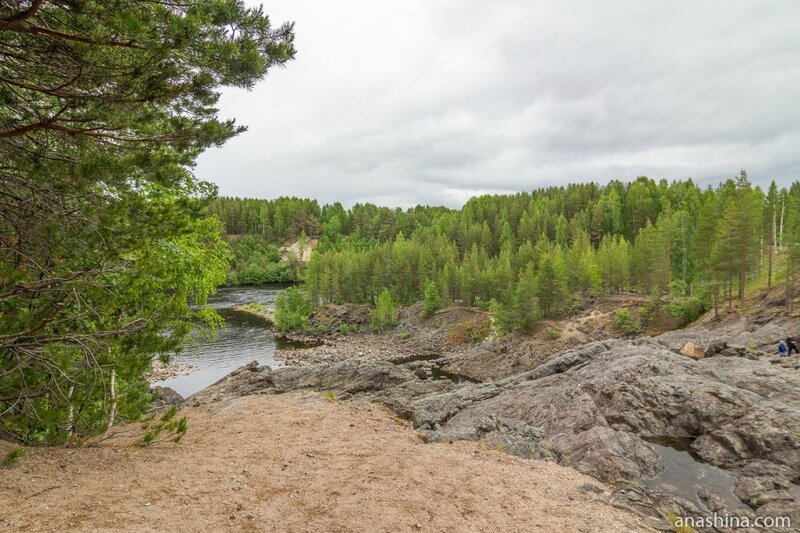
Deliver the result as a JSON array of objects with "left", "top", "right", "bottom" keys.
[{"left": 0, "top": 393, "right": 645, "bottom": 532}]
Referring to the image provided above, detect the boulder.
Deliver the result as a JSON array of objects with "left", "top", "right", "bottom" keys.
[
  {"left": 150, "top": 386, "right": 184, "bottom": 406},
  {"left": 679, "top": 341, "right": 705, "bottom": 359}
]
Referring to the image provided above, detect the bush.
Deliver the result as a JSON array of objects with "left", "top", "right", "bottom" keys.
[
  {"left": 639, "top": 295, "right": 661, "bottom": 325},
  {"left": 446, "top": 315, "right": 491, "bottom": 345},
  {"left": 421, "top": 281, "right": 442, "bottom": 318},
  {"left": 274, "top": 287, "right": 312, "bottom": 332},
  {"left": 337, "top": 323, "right": 357, "bottom": 335},
  {"left": 668, "top": 297, "right": 706, "bottom": 328},
  {"left": 371, "top": 289, "right": 398, "bottom": 331},
  {"left": 614, "top": 308, "right": 642, "bottom": 336},
  {"left": 488, "top": 299, "right": 511, "bottom": 336}
]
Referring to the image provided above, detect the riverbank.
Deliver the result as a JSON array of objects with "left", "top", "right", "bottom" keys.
[{"left": 0, "top": 392, "right": 644, "bottom": 532}]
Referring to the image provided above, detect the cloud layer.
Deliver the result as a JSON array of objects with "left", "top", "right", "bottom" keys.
[{"left": 196, "top": 0, "right": 800, "bottom": 207}]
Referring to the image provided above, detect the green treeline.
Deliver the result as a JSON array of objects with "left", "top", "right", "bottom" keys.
[
  {"left": 209, "top": 196, "right": 453, "bottom": 284},
  {"left": 211, "top": 174, "right": 800, "bottom": 331}
]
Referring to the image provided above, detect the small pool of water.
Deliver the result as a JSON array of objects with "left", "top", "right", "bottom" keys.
[
  {"left": 643, "top": 437, "right": 749, "bottom": 512},
  {"left": 390, "top": 354, "right": 443, "bottom": 365},
  {"left": 390, "top": 354, "right": 479, "bottom": 384},
  {"left": 152, "top": 285, "right": 289, "bottom": 398}
]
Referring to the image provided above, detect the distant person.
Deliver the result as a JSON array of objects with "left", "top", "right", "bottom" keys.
[
  {"left": 778, "top": 340, "right": 788, "bottom": 358},
  {"left": 787, "top": 336, "right": 799, "bottom": 355}
]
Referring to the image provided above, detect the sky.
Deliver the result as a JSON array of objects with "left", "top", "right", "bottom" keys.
[{"left": 195, "top": 0, "right": 800, "bottom": 208}]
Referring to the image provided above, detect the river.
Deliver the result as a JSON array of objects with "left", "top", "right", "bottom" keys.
[{"left": 151, "top": 285, "right": 289, "bottom": 397}]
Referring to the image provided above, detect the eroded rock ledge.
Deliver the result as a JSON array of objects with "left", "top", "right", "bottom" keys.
[{"left": 191, "top": 318, "right": 800, "bottom": 530}]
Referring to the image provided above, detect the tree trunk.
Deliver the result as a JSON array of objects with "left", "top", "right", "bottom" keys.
[
  {"left": 104, "top": 367, "right": 116, "bottom": 437},
  {"left": 768, "top": 207, "right": 775, "bottom": 289},
  {"left": 67, "top": 384, "right": 75, "bottom": 439},
  {"left": 739, "top": 271, "right": 745, "bottom": 301},
  {"left": 788, "top": 247, "right": 794, "bottom": 315}
]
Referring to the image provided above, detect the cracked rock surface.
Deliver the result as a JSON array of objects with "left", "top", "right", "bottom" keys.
[{"left": 193, "top": 317, "right": 800, "bottom": 530}]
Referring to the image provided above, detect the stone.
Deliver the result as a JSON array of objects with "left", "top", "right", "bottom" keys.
[
  {"left": 150, "top": 386, "right": 184, "bottom": 406},
  {"left": 679, "top": 341, "right": 705, "bottom": 359}
]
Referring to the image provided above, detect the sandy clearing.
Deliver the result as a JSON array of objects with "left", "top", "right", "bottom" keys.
[{"left": 0, "top": 393, "right": 647, "bottom": 532}]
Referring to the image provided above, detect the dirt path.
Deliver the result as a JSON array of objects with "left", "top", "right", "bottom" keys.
[{"left": 0, "top": 393, "right": 646, "bottom": 532}]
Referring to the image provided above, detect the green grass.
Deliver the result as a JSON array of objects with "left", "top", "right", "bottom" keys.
[{"left": 3, "top": 447, "right": 25, "bottom": 466}]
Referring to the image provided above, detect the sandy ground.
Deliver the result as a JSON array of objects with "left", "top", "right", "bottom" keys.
[{"left": 0, "top": 393, "right": 646, "bottom": 533}]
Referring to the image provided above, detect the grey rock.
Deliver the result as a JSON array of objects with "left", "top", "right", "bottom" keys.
[
  {"left": 150, "top": 386, "right": 184, "bottom": 406},
  {"left": 190, "top": 316, "right": 800, "bottom": 526}
]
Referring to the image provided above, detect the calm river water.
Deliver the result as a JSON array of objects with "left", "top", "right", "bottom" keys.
[{"left": 151, "top": 285, "right": 288, "bottom": 397}]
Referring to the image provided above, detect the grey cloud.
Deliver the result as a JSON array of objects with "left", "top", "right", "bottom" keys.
[{"left": 196, "top": 0, "right": 800, "bottom": 208}]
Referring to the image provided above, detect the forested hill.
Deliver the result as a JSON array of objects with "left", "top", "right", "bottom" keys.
[{"left": 210, "top": 174, "right": 800, "bottom": 332}]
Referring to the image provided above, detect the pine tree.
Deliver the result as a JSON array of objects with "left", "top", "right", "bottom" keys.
[
  {"left": 508, "top": 264, "right": 541, "bottom": 332},
  {"left": 372, "top": 289, "right": 398, "bottom": 330},
  {"left": 765, "top": 181, "right": 779, "bottom": 289},
  {"left": 421, "top": 281, "right": 443, "bottom": 318},
  {"left": 535, "top": 246, "right": 569, "bottom": 317}
]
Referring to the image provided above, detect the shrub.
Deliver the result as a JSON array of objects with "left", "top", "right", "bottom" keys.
[
  {"left": 639, "top": 296, "right": 661, "bottom": 325},
  {"left": 274, "top": 287, "right": 312, "bottom": 332},
  {"left": 446, "top": 315, "right": 491, "bottom": 345},
  {"left": 371, "top": 289, "right": 398, "bottom": 331},
  {"left": 667, "top": 297, "right": 706, "bottom": 328},
  {"left": 337, "top": 323, "right": 357, "bottom": 335},
  {"left": 614, "top": 308, "right": 642, "bottom": 336},
  {"left": 421, "top": 281, "right": 442, "bottom": 318},
  {"left": 547, "top": 329, "right": 560, "bottom": 340}
]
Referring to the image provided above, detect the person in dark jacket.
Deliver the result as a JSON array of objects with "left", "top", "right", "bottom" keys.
[
  {"left": 786, "top": 336, "right": 799, "bottom": 355},
  {"left": 778, "top": 340, "right": 788, "bottom": 357}
]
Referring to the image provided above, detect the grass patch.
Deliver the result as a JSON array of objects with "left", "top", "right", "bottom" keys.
[
  {"left": 337, "top": 323, "right": 361, "bottom": 335},
  {"left": 446, "top": 315, "right": 491, "bottom": 345},
  {"left": 3, "top": 447, "right": 25, "bottom": 466}
]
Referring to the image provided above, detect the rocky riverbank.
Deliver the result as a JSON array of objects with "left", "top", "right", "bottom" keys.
[
  {"left": 147, "top": 359, "right": 197, "bottom": 382},
  {"left": 193, "top": 314, "right": 800, "bottom": 531}
]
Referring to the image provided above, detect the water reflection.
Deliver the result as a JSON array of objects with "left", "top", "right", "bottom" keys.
[
  {"left": 643, "top": 437, "right": 749, "bottom": 511},
  {"left": 152, "top": 285, "right": 289, "bottom": 397}
]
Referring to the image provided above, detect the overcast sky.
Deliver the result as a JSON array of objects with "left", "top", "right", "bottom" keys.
[{"left": 195, "top": 1, "right": 800, "bottom": 208}]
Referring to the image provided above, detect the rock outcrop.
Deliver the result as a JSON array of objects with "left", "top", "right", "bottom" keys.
[
  {"left": 193, "top": 317, "right": 800, "bottom": 529},
  {"left": 150, "top": 386, "right": 184, "bottom": 406}
]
